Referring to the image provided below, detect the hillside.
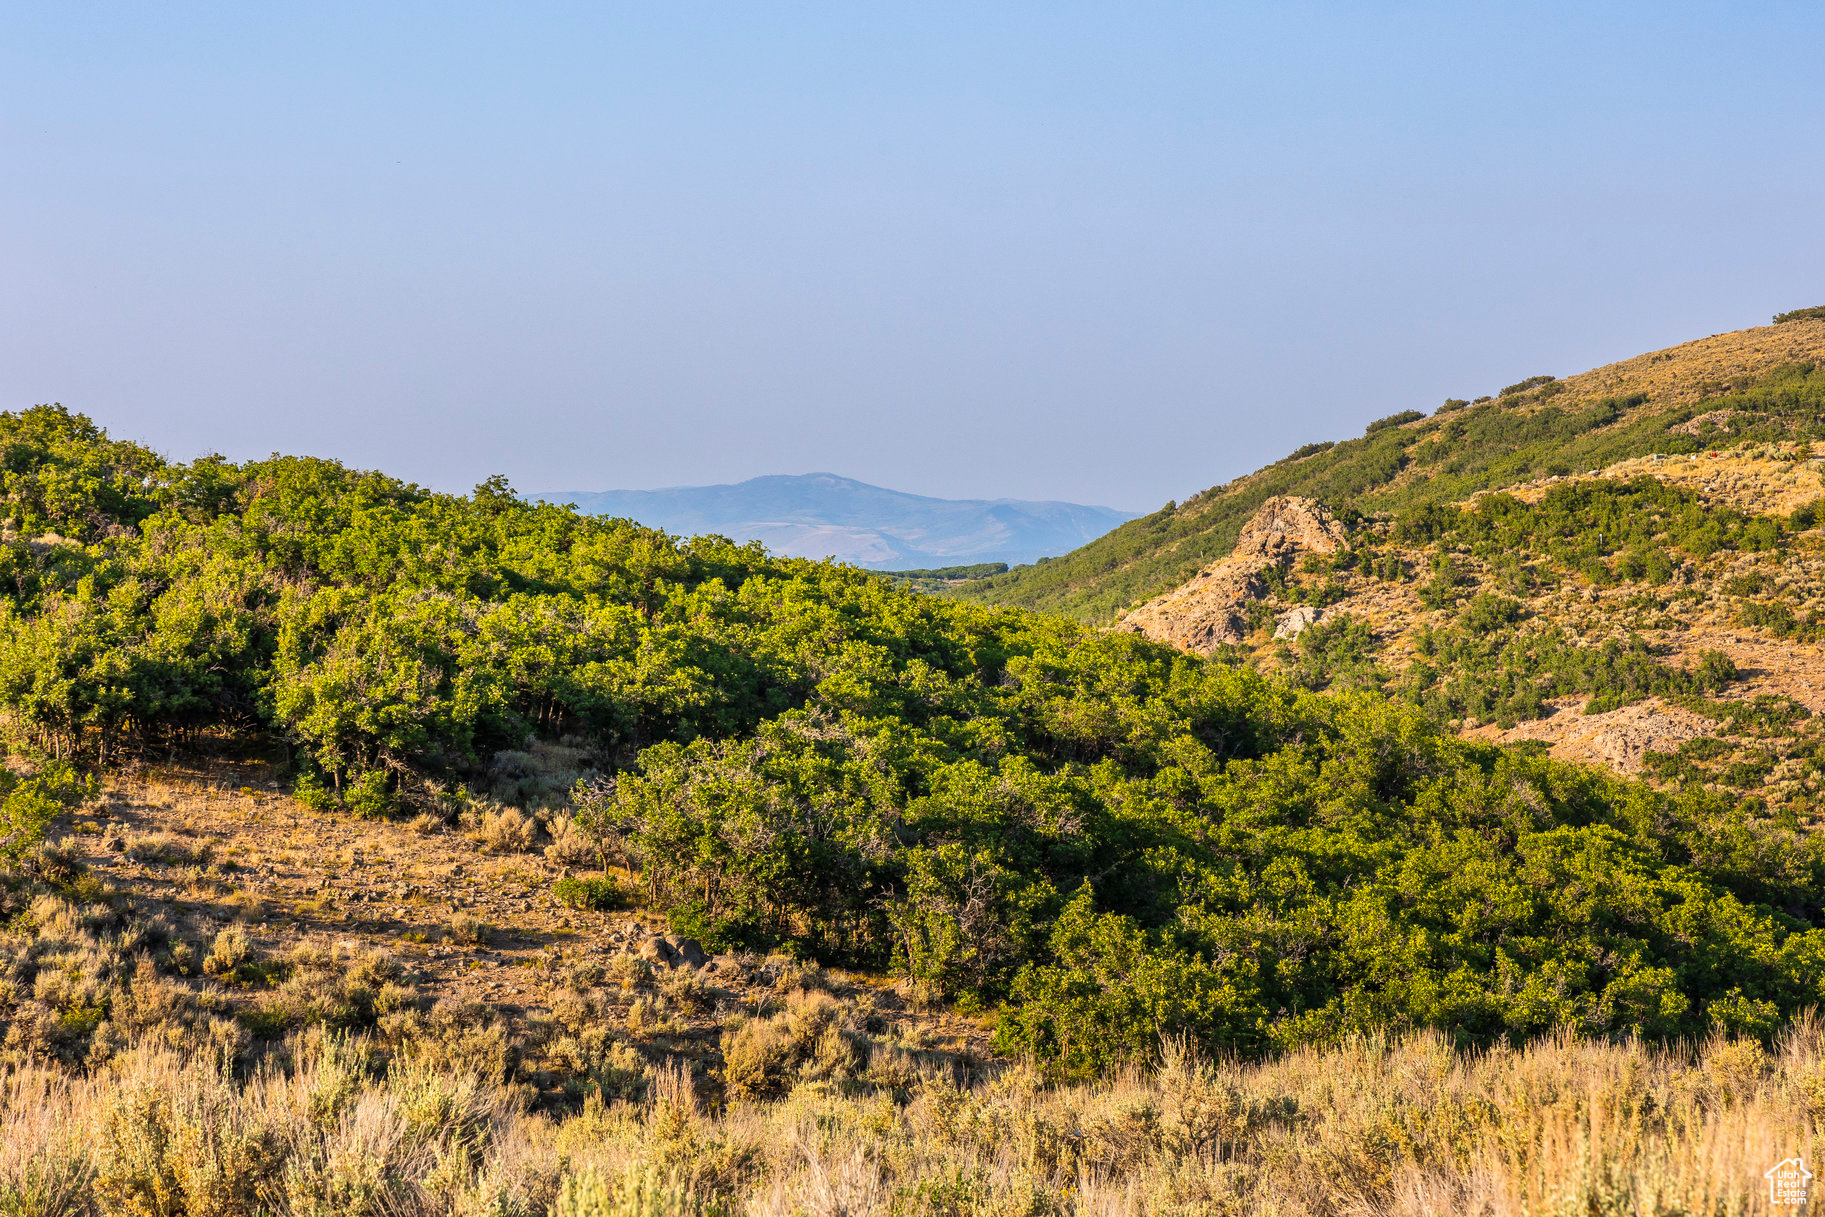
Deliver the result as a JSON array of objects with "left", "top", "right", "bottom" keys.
[
  {"left": 960, "top": 317, "right": 1825, "bottom": 622},
  {"left": 3, "top": 401, "right": 1825, "bottom": 1211},
  {"left": 541, "top": 472, "right": 1136, "bottom": 568},
  {"left": 5, "top": 400, "right": 1823, "bottom": 1056}
]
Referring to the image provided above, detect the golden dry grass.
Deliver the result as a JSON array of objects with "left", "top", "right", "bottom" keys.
[
  {"left": 3, "top": 1024, "right": 1821, "bottom": 1215},
  {"left": 16, "top": 764, "right": 1825, "bottom": 1212},
  {"left": 1566, "top": 318, "right": 1825, "bottom": 413}
]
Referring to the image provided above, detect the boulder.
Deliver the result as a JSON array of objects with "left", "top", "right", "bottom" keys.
[
  {"left": 672, "top": 937, "right": 708, "bottom": 967},
  {"left": 1273, "top": 605, "right": 1323, "bottom": 640}
]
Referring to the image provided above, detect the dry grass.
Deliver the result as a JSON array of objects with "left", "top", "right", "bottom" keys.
[
  {"left": 447, "top": 911, "right": 490, "bottom": 946},
  {"left": 2, "top": 1024, "right": 1820, "bottom": 1215},
  {"left": 5, "top": 826, "right": 1823, "bottom": 1213},
  {"left": 19, "top": 766, "right": 1821, "bottom": 1212},
  {"left": 478, "top": 807, "right": 540, "bottom": 854},
  {"left": 1566, "top": 317, "right": 1825, "bottom": 412}
]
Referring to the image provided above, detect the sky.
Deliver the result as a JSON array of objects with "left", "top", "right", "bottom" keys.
[{"left": 3, "top": 4, "right": 1823, "bottom": 513}]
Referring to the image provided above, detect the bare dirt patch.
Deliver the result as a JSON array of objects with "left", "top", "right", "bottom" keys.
[
  {"left": 1465, "top": 696, "right": 1713, "bottom": 773},
  {"left": 67, "top": 760, "right": 993, "bottom": 1060}
]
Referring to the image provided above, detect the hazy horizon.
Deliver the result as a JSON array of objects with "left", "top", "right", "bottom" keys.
[
  {"left": 5, "top": 4, "right": 1822, "bottom": 514},
  {"left": 537, "top": 470, "right": 1134, "bottom": 512}
]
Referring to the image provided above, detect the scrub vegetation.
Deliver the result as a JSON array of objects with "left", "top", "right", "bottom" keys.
[{"left": 6, "top": 320, "right": 1825, "bottom": 1213}]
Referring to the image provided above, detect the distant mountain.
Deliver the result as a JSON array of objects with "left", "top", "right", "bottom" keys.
[{"left": 539, "top": 473, "right": 1138, "bottom": 569}]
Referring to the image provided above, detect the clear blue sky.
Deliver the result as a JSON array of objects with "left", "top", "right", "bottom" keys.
[{"left": 4, "top": 3, "right": 1821, "bottom": 512}]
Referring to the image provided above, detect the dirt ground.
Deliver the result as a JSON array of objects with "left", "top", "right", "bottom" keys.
[{"left": 69, "top": 760, "right": 994, "bottom": 1059}]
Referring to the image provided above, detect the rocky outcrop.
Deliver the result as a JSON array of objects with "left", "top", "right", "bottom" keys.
[
  {"left": 1272, "top": 605, "right": 1324, "bottom": 640},
  {"left": 1233, "top": 496, "right": 1349, "bottom": 562},
  {"left": 1467, "top": 696, "right": 1713, "bottom": 773},
  {"left": 1117, "top": 496, "right": 1346, "bottom": 654}
]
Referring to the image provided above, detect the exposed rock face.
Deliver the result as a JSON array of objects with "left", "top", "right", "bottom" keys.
[
  {"left": 1273, "top": 605, "right": 1324, "bottom": 640},
  {"left": 1233, "top": 496, "right": 1349, "bottom": 562},
  {"left": 1118, "top": 496, "right": 1346, "bottom": 654}
]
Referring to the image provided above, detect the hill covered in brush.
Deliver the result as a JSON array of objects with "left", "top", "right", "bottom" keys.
[
  {"left": 959, "top": 317, "right": 1825, "bottom": 623},
  {"left": 3, "top": 403, "right": 1825, "bottom": 1077}
]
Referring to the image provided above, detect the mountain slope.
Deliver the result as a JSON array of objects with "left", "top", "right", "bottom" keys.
[
  {"left": 541, "top": 473, "right": 1136, "bottom": 568},
  {"left": 6, "top": 401, "right": 1822, "bottom": 1079},
  {"left": 1107, "top": 416, "right": 1825, "bottom": 804},
  {"left": 960, "top": 318, "right": 1825, "bottom": 622}
]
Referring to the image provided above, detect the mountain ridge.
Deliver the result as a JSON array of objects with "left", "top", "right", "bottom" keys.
[
  {"left": 539, "top": 471, "right": 1137, "bottom": 569},
  {"left": 959, "top": 317, "right": 1825, "bottom": 622}
]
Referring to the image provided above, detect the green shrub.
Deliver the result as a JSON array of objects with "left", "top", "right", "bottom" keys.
[
  {"left": 345, "top": 770, "right": 394, "bottom": 818},
  {"left": 1365, "top": 410, "right": 1425, "bottom": 435},
  {"left": 292, "top": 772, "right": 335, "bottom": 811},
  {"left": 1500, "top": 374, "right": 1557, "bottom": 397},
  {"left": 1774, "top": 305, "right": 1825, "bottom": 324},
  {"left": 1281, "top": 614, "right": 1383, "bottom": 693},
  {"left": 1740, "top": 600, "right": 1798, "bottom": 637},
  {"left": 1418, "top": 553, "right": 1468, "bottom": 609},
  {"left": 554, "top": 877, "right": 628, "bottom": 912},
  {"left": 0, "top": 761, "right": 95, "bottom": 859},
  {"left": 1460, "top": 593, "right": 1523, "bottom": 632},
  {"left": 1725, "top": 572, "right": 1771, "bottom": 597}
]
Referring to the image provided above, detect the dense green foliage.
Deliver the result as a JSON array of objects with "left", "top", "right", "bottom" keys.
[
  {"left": 1775, "top": 306, "right": 1825, "bottom": 324},
  {"left": 4, "top": 403, "right": 1824, "bottom": 1073},
  {"left": 962, "top": 356, "right": 1825, "bottom": 622},
  {"left": 553, "top": 876, "right": 629, "bottom": 912}
]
